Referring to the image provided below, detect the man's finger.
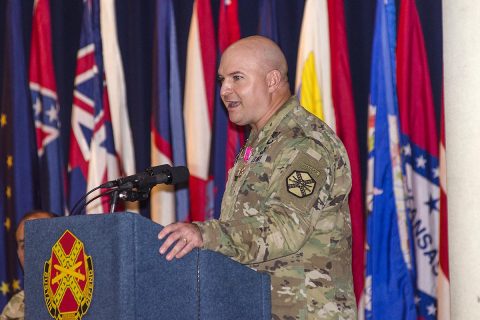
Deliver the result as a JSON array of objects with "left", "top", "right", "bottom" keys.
[
  {"left": 159, "top": 231, "right": 181, "bottom": 255},
  {"left": 158, "top": 223, "right": 180, "bottom": 239},
  {"left": 165, "top": 239, "right": 187, "bottom": 261},
  {"left": 175, "top": 241, "right": 195, "bottom": 259}
]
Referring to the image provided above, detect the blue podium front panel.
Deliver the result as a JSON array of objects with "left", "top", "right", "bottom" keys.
[{"left": 25, "top": 212, "right": 271, "bottom": 319}]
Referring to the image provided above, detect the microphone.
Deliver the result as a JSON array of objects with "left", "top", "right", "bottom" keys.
[
  {"left": 140, "top": 165, "right": 189, "bottom": 187},
  {"left": 71, "top": 165, "right": 189, "bottom": 215},
  {"left": 100, "top": 164, "right": 189, "bottom": 189}
]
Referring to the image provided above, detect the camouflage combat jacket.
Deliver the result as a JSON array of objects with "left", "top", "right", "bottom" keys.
[
  {"left": 196, "top": 97, "right": 356, "bottom": 319},
  {"left": 0, "top": 290, "right": 24, "bottom": 320}
]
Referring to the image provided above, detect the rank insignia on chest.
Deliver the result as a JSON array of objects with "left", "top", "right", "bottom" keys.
[
  {"left": 234, "top": 165, "right": 247, "bottom": 181},
  {"left": 286, "top": 170, "right": 316, "bottom": 198},
  {"left": 43, "top": 230, "right": 94, "bottom": 320}
]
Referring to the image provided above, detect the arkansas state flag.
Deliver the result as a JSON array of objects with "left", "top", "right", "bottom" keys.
[
  {"left": 397, "top": 1, "right": 441, "bottom": 318},
  {"left": 29, "top": 0, "right": 66, "bottom": 215}
]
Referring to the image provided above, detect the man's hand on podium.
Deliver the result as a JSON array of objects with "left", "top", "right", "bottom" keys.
[{"left": 158, "top": 223, "right": 204, "bottom": 261}]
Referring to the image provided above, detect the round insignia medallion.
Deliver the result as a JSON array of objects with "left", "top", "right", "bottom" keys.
[
  {"left": 43, "top": 230, "right": 94, "bottom": 320},
  {"left": 286, "top": 170, "right": 316, "bottom": 198}
]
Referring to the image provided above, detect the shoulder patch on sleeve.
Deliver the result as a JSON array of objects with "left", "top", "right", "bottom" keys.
[
  {"left": 286, "top": 171, "right": 316, "bottom": 198},
  {"left": 280, "top": 152, "right": 328, "bottom": 212}
]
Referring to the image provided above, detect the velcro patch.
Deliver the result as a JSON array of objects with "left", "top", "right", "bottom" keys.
[
  {"left": 286, "top": 171, "right": 316, "bottom": 198},
  {"left": 279, "top": 151, "right": 328, "bottom": 212}
]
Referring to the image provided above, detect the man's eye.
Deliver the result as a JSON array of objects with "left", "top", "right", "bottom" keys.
[
  {"left": 216, "top": 76, "right": 224, "bottom": 84},
  {"left": 233, "top": 75, "right": 242, "bottom": 81}
]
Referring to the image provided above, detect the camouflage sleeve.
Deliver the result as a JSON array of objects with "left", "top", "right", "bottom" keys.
[
  {"left": 195, "top": 138, "right": 336, "bottom": 264},
  {"left": 0, "top": 290, "right": 25, "bottom": 320}
]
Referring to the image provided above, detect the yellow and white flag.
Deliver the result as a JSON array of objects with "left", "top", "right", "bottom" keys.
[{"left": 295, "top": 0, "right": 335, "bottom": 131}]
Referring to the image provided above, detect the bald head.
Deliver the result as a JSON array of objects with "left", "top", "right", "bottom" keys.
[
  {"left": 218, "top": 35, "right": 291, "bottom": 131},
  {"left": 223, "top": 36, "right": 288, "bottom": 81},
  {"left": 16, "top": 210, "right": 56, "bottom": 269}
]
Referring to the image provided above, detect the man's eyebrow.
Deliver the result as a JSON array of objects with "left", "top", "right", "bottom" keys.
[{"left": 227, "top": 71, "right": 243, "bottom": 76}]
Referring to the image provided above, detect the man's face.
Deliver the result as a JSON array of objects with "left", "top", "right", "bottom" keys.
[
  {"left": 16, "top": 212, "right": 53, "bottom": 269},
  {"left": 218, "top": 47, "right": 270, "bottom": 129},
  {"left": 16, "top": 221, "right": 26, "bottom": 269}
]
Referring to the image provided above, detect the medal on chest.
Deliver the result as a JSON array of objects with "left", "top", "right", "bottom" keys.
[{"left": 234, "top": 146, "right": 253, "bottom": 181}]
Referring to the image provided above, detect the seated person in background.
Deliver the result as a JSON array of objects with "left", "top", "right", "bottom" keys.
[
  {"left": 1, "top": 211, "right": 56, "bottom": 320},
  {"left": 158, "top": 35, "right": 356, "bottom": 319}
]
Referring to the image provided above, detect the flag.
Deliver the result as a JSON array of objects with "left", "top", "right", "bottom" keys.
[
  {"left": 327, "top": 0, "right": 365, "bottom": 305},
  {"left": 150, "top": 0, "right": 189, "bottom": 224},
  {"left": 437, "top": 97, "right": 449, "bottom": 320},
  {"left": 0, "top": 0, "right": 37, "bottom": 309},
  {"left": 29, "top": 0, "right": 66, "bottom": 215},
  {"left": 68, "top": 0, "right": 121, "bottom": 214},
  {"left": 100, "top": 0, "right": 136, "bottom": 185},
  {"left": 184, "top": 0, "right": 216, "bottom": 221},
  {"left": 295, "top": 0, "right": 335, "bottom": 128},
  {"left": 296, "top": 0, "right": 365, "bottom": 304},
  {"left": 212, "top": 0, "right": 243, "bottom": 219},
  {"left": 397, "top": 0, "right": 440, "bottom": 318},
  {"left": 258, "top": 0, "right": 279, "bottom": 42},
  {"left": 364, "top": 0, "right": 416, "bottom": 319}
]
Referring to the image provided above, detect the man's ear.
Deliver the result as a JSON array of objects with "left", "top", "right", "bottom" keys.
[{"left": 266, "top": 69, "right": 282, "bottom": 92}]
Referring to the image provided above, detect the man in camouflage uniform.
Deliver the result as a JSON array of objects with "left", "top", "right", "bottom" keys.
[
  {"left": 1, "top": 211, "right": 55, "bottom": 320},
  {"left": 159, "top": 35, "right": 356, "bottom": 319},
  {"left": 0, "top": 291, "right": 24, "bottom": 320}
]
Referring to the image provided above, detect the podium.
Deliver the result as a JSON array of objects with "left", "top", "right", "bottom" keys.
[{"left": 24, "top": 212, "right": 271, "bottom": 319}]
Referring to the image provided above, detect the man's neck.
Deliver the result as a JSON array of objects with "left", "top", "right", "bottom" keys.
[{"left": 251, "top": 89, "right": 291, "bottom": 132}]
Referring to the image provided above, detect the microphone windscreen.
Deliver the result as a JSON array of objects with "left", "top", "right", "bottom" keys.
[{"left": 170, "top": 166, "right": 189, "bottom": 184}]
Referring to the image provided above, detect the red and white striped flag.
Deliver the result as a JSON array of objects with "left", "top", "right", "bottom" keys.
[{"left": 184, "top": 0, "right": 216, "bottom": 221}]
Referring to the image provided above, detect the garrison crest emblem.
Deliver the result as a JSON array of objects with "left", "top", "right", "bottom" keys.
[
  {"left": 44, "top": 230, "right": 94, "bottom": 319},
  {"left": 286, "top": 170, "right": 316, "bottom": 198}
]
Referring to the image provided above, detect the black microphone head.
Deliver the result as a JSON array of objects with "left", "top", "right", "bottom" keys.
[
  {"left": 170, "top": 166, "right": 189, "bottom": 185},
  {"left": 147, "top": 164, "right": 172, "bottom": 176}
]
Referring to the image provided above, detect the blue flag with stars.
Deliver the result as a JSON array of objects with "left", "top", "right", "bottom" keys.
[
  {"left": 397, "top": 0, "right": 441, "bottom": 317},
  {"left": 0, "top": 0, "right": 38, "bottom": 310},
  {"left": 364, "top": 0, "right": 417, "bottom": 318}
]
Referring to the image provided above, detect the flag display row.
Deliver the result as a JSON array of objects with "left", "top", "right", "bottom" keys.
[{"left": 0, "top": 0, "right": 447, "bottom": 318}]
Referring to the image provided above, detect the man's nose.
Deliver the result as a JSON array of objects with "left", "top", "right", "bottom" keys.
[{"left": 220, "top": 80, "right": 232, "bottom": 97}]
